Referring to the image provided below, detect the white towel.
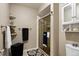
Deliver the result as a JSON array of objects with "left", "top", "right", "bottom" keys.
[
  {"left": 5, "top": 26, "right": 12, "bottom": 49},
  {"left": 47, "top": 32, "right": 50, "bottom": 38}
]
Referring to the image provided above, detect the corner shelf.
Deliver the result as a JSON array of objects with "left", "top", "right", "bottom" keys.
[
  {"left": 10, "top": 25, "right": 17, "bottom": 40},
  {"left": 11, "top": 33, "right": 17, "bottom": 36},
  {"left": 62, "top": 21, "right": 79, "bottom": 25},
  {"left": 10, "top": 26, "right": 16, "bottom": 28},
  {"left": 9, "top": 16, "right": 16, "bottom": 20}
]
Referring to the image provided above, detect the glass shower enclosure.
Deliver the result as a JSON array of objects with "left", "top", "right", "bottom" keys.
[{"left": 39, "top": 15, "right": 50, "bottom": 55}]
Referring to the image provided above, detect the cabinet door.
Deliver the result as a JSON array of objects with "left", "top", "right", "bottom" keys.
[
  {"left": 75, "top": 3, "right": 79, "bottom": 21},
  {"left": 62, "top": 4, "right": 73, "bottom": 24}
]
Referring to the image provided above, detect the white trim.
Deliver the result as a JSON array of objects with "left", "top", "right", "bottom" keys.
[
  {"left": 39, "top": 12, "right": 50, "bottom": 20},
  {"left": 74, "top": 3, "right": 79, "bottom": 23},
  {"left": 36, "top": 16, "right": 40, "bottom": 48},
  {"left": 36, "top": 16, "right": 38, "bottom": 48},
  {"left": 73, "top": 3, "right": 76, "bottom": 21},
  {"left": 62, "top": 20, "right": 79, "bottom": 25},
  {"left": 50, "top": 10, "right": 54, "bottom": 56}
]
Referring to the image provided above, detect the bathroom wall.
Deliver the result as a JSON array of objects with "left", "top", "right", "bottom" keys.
[
  {"left": 0, "top": 3, "right": 9, "bottom": 50},
  {"left": 10, "top": 4, "right": 38, "bottom": 50},
  {"left": 59, "top": 3, "right": 67, "bottom": 56},
  {"left": 52, "top": 3, "right": 59, "bottom": 56}
]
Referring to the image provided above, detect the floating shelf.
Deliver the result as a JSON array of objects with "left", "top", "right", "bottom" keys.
[
  {"left": 62, "top": 21, "right": 79, "bottom": 25},
  {"left": 10, "top": 26, "right": 16, "bottom": 28}
]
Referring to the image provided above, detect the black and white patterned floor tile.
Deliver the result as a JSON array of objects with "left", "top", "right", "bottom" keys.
[{"left": 23, "top": 49, "right": 47, "bottom": 56}]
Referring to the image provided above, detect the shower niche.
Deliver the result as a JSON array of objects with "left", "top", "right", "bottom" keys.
[{"left": 38, "top": 5, "right": 51, "bottom": 55}]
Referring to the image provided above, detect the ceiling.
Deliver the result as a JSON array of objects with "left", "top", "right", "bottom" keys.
[{"left": 14, "top": 3, "right": 44, "bottom": 10}]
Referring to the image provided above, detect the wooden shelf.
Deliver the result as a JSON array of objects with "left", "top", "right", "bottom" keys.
[{"left": 65, "top": 31, "right": 79, "bottom": 33}]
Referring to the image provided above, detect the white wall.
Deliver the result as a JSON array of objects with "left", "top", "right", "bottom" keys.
[
  {"left": 0, "top": 3, "right": 9, "bottom": 50},
  {"left": 52, "top": 4, "right": 59, "bottom": 56},
  {"left": 38, "top": 3, "right": 50, "bottom": 13},
  {"left": 10, "top": 4, "right": 38, "bottom": 49}
]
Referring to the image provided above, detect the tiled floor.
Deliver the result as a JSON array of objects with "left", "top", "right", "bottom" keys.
[
  {"left": 23, "top": 48, "right": 48, "bottom": 56},
  {"left": 23, "top": 49, "right": 28, "bottom": 56},
  {"left": 0, "top": 48, "right": 47, "bottom": 56}
]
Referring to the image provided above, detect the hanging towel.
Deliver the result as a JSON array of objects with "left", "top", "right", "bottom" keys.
[
  {"left": 22, "top": 28, "right": 29, "bottom": 41},
  {"left": 5, "top": 26, "right": 12, "bottom": 49}
]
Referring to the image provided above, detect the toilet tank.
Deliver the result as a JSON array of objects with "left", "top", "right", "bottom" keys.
[{"left": 66, "top": 44, "right": 79, "bottom": 56}]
